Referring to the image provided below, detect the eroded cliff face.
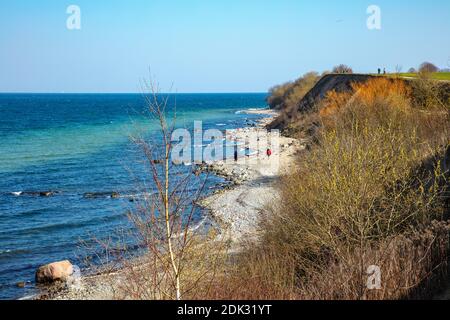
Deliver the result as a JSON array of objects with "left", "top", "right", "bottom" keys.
[
  {"left": 268, "top": 73, "right": 450, "bottom": 133},
  {"left": 267, "top": 74, "right": 375, "bottom": 132}
]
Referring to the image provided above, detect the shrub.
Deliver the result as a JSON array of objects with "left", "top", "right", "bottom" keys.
[
  {"left": 419, "top": 62, "right": 439, "bottom": 74},
  {"left": 319, "top": 77, "right": 412, "bottom": 127},
  {"left": 219, "top": 76, "right": 450, "bottom": 300},
  {"left": 332, "top": 64, "right": 353, "bottom": 74},
  {"left": 410, "top": 76, "right": 450, "bottom": 110},
  {"left": 267, "top": 72, "right": 320, "bottom": 111}
]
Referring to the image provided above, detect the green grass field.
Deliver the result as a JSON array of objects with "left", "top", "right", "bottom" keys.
[{"left": 392, "top": 72, "right": 450, "bottom": 81}]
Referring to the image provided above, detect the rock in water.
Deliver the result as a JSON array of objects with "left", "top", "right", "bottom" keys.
[
  {"left": 83, "top": 192, "right": 120, "bottom": 199},
  {"left": 35, "top": 260, "right": 74, "bottom": 284},
  {"left": 111, "top": 192, "right": 120, "bottom": 199},
  {"left": 39, "top": 191, "right": 54, "bottom": 197}
]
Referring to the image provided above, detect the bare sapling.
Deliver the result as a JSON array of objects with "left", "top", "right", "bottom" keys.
[{"left": 115, "top": 77, "right": 217, "bottom": 300}]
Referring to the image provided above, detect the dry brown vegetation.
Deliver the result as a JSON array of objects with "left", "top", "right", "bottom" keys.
[
  {"left": 267, "top": 72, "right": 321, "bottom": 111},
  {"left": 88, "top": 76, "right": 449, "bottom": 301},
  {"left": 204, "top": 76, "right": 450, "bottom": 300}
]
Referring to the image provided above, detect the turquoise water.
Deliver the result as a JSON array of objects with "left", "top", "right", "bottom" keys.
[{"left": 0, "top": 93, "right": 267, "bottom": 299}]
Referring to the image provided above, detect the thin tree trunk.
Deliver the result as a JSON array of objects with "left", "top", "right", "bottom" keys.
[{"left": 164, "top": 142, "right": 181, "bottom": 300}]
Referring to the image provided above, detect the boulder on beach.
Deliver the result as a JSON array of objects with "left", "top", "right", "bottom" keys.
[{"left": 35, "top": 260, "right": 74, "bottom": 284}]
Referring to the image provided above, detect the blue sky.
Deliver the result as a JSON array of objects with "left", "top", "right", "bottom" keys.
[{"left": 0, "top": 0, "right": 449, "bottom": 93}]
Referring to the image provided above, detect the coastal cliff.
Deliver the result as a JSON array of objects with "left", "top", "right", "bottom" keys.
[{"left": 267, "top": 74, "right": 376, "bottom": 131}]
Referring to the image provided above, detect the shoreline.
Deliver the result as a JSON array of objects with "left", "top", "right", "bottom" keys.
[
  {"left": 36, "top": 108, "right": 304, "bottom": 300},
  {"left": 199, "top": 109, "right": 303, "bottom": 246}
]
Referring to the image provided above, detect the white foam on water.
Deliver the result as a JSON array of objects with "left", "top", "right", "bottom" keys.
[{"left": 235, "top": 107, "right": 269, "bottom": 115}]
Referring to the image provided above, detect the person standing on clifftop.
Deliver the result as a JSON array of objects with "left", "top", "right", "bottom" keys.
[{"left": 378, "top": 68, "right": 381, "bottom": 75}]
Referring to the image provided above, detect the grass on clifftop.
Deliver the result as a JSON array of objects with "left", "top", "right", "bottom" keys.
[{"left": 384, "top": 72, "right": 450, "bottom": 81}]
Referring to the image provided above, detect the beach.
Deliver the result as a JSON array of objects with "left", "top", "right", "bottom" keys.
[
  {"left": 0, "top": 93, "right": 268, "bottom": 299},
  {"left": 39, "top": 108, "right": 304, "bottom": 300},
  {"left": 199, "top": 109, "right": 303, "bottom": 245}
]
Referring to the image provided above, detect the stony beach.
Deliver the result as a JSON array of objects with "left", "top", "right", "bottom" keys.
[
  {"left": 199, "top": 109, "right": 304, "bottom": 245},
  {"left": 37, "top": 108, "right": 304, "bottom": 300}
]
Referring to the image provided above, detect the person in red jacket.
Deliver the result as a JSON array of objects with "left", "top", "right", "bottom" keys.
[{"left": 266, "top": 148, "right": 272, "bottom": 159}]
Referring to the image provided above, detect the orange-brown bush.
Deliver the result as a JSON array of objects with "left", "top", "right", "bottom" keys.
[{"left": 319, "top": 77, "right": 412, "bottom": 124}]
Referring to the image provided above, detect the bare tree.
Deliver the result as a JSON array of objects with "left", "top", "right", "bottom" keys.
[
  {"left": 101, "top": 77, "right": 227, "bottom": 300},
  {"left": 419, "top": 62, "right": 439, "bottom": 74},
  {"left": 129, "top": 79, "right": 194, "bottom": 300},
  {"left": 75, "top": 75, "right": 229, "bottom": 301},
  {"left": 332, "top": 64, "right": 353, "bottom": 74}
]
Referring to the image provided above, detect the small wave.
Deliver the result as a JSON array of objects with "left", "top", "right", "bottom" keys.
[
  {"left": 117, "top": 192, "right": 155, "bottom": 199},
  {"left": 215, "top": 123, "right": 227, "bottom": 126},
  {"left": 18, "top": 294, "right": 38, "bottom": 301},
  {"left": 1, "top": 214, "right": 128, "bottom": 237},
  {"left": 235, "top": 107, "right": 268, "bottom": 115},
  {"left": 9, "top": 191, "right": 60, "bottom": 197},
  {"left": 3, "top": 248, "right": 35, "bottom": 256}
]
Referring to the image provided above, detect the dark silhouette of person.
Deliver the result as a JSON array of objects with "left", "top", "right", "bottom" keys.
[
  {"left": 383, "top": 68, "right": 386, "bottom": 75},
  {"left": 378, "top": 68, "right": 381, "bottom": 75}
]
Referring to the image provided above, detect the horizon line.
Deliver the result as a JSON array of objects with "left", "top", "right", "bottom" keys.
[{"left": 0, "top": 91, "right": 269, "bottom": 95}]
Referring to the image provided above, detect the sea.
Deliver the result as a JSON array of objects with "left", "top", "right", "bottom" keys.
[{"left": 0, "top": 93, "right": 268, "bottom": 299}]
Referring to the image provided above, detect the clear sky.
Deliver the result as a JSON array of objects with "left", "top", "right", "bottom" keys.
[{"left": 0, "top": 0, "right": 449, "bottom": 93}]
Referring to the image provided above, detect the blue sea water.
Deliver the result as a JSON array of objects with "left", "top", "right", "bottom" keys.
[{"left": 0, "top": 93, "right": 268, "bottom": 299}]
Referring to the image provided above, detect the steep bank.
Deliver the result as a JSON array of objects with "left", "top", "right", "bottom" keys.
[
  {"left": 268, "top": 74, "right": 376, "bottom": 131},
  {"left": 267, "top": 73, "right": 450, "bottom": 133}
]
